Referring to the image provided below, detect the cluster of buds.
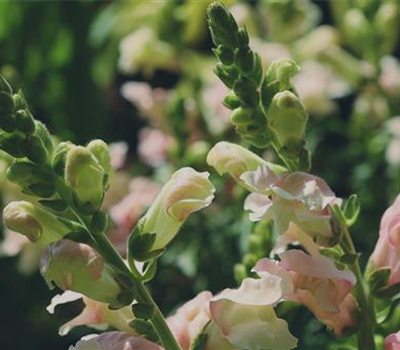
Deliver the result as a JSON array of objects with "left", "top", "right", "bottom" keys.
[
  {"left": 208, "top": 3, "right": 310, "bottom": 169},
  {"left": 0, "top": 76, "right": 53, "bottom": 166}
]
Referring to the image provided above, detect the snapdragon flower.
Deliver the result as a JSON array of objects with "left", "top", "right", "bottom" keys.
[
  {"left": 370, "top": 193, "right": 400, "bottom": 286},
  {"left": 3, "top": 201, "right": 71, "bottom": 246},
  {"left": 69, "top": 332, "right": 163, "bottom": 350},
  {"left": 385, "top": 331, "right": 400, "bottom": 350},
  {"left": 40, "top": 240, "right": 131, "bottom": 308},
  {"left": 47, "top": 291, "right": 134, "bottom": 336},
  {"left": 242, "top": 164, "right": 338, "bottom": 245},
  {"left": 137, "top": 167, "right": 215, "bottom": 251},
  {"left": 207, "top": 142, "right": 286, "bottom": 188},
  {"left": 255, "top": 250, "right": 356, "bottom": 336}
]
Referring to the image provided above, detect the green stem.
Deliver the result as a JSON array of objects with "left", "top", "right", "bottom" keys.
[
  {"left": 56, "top": 178, "right": 183, "bottom": 350},
  {"left": 341, "top": 225, "right": 376, "bottom": 350}
]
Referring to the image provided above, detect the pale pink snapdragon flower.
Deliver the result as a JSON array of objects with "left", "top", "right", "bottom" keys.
[
  {"left": 167, "top": 291, "right": 213, "bottom": 350},
  {"left": 385, "top": 331, "right": 400, "bottom": 350},
  {"left": 47, "top": 291, "right": 134, "bottom": 336},
  {"left": 370, "top": 193, "right": 400, "bottom": 285},
  {"left": 242, "top": 164, "right": 339, "bottom": 245},
  {"left": 255, "top": 250, "right": 356, "bottom": 336},
  {"left": 69, "top": 331, "right": 163, "bottom": 350}
]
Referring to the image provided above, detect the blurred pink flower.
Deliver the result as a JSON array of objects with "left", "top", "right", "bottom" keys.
[
  {"left": 255, "top": 250, "right": 356, "bottom": 336},
  {"left": 121, "top": 82, "right": 170, "bottom": 128},
  {"left": 370, "top": 193, "right": 400, "bottom": 285},
  {"left": 167, "top": 291, "right": 213, "bottom": 350},
  {"left": 69, "top": 331, "right": 163, "bottom": 350},
  {"left": 385, "top": 331, "right": 400, "bottom": 350},
  {"left": 138, "top": 127, "right": 174, "bottom": 167},
  {"left": 109, "top": 142, "right": 128, "bottom": 170},
  {"left": 202, "top": 79, "right": 231, "bottom": 135},
  {"left": 380, "top": 56, "right": 400, "bottom": 97},
  {"left": 242, "top": 165, "right": 338, "bottom": 245},
  {"left": 47, "top": 291, "right": 134, "bottom": 336}
]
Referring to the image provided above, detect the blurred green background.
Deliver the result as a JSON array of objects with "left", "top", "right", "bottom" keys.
[{"left": 1, "top": 1, "right": 400, "bottom": 349}]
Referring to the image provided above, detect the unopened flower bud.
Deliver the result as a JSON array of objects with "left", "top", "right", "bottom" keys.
[
  {"left": 230, "top": 106, "right": 253, "bottom": 126},
  {"left": 207, "top": 2, "right": 239, "bottom": 49},
  {"left": 34, "top": 120, "right": 53, "bottom": 153},
  {"left": 3, "top": 201, "right": 71, "bottom": 246},
  {"left": 87, "top": 139, "right": 112, "bottom": 177},
  {"left": 266, "top": 58, "right": 300, "bottom": 91},
  {"left": 41, "top": 240, "right": 129, "bottom": 307},
  {"left": 233, "top": 77, "right": 259, "bottom": 106},
  {"left": 65, "top": 146, "right": 105, "bottom": 211},
  {"left": 24, "top": 135, "right": 48, "bottom": 165},
  {"left": 213, "top": 45, "right": 235, "bottom": 66},
  {"left": 53, "top": 141, "right": 74, "bottom": 175},
  {"left": 15, "top": 109, "right": 35, "bottom": 135},
  {"left": 268, "top": 90, "right": 308, "bottom": 157},
  {"left": 207, "top": 142, "right": 286, "bottom": 187},
  {"left": 137, "top": 167, "right": 215, "bottom": 251},
  {"left": 0, "top": 132, "right": 26, "bottom": 158}
]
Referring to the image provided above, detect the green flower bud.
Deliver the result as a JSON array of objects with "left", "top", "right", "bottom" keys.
[
  {"left": 233, "top": 77, "right": 259, "bottom": 106},
  {"left": 53, "top": 141, "right": 74, "bottom": 175},
  {"left": 87, "top": 139, "right": 112, "bottom": 176},
  {"left": 65, "top": 146, "right": 105, "bottom": 210},
  {"left": 214, "top": 63, "right": 236, "bottom": 89},
  {"left": 3, "top": 201, "right": 71, "bottom": 246},
  {"left": 207, "top": 2, "right": 238, "bottom": 49},
  {"left": 268, "top": 90, "right": 308, "bottom": 157},
  {"left": 266, "top": 58, "right": 300, "bottom": 91},
  {"left": 207, "top": 141, "right": 286, "bottom": 186},
  {"left": 0, "top": 132, "right": 25, "bottom": 158},
  {"left": 136, "top": 167, "right": 215, "bottom": 251},
  {"left": 213, "top": 45, "right": 235, "bottom": 66},
  {"left": 230, "top": 106, "right": 253, "bottom": 126},
  {"left": 237, "top": 27, "right": 250, "bottom": 48},
  {"left": 34, "top": 120, "right": 53, "bottom": 154},
  {"left": 15, "top": 109, "right": 35, "bottom": 135},
  {"left": 235, "top": 46, "right": 254, "bottom": 74},
  {"left": 24, "top": 135, "right": 48, "bottom": 164},
  {"left": 41, "top": 240, "right": 130, "bottom": 307},
  {"left": 223, "top": 94, "right": 241, "bottom": 110}
]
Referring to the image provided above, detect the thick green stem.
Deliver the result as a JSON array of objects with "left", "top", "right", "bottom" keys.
[{"left": 342, "top": 225, "right": 376, "bottom": 350}]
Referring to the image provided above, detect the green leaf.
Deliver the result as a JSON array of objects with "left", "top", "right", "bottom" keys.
[
  {"left": 142, "top": 260, "right": 158, "bottom": 283},
  {"left": 39, "top": 199, "right": 68, "bottom": 212},
  {"left": 343, "top": 194, "right": 361, "bottom": 227},
  {"left": 339, "top": 253, "right": 359, "bottom": 265},
  {"left": 129, "top": 319, "right": 160, "bottom": 344},
  {"left": 128, "top": 231, "right": 157, "bottom": 260},
  {"left": 132, "top": 303, "right": 155, "bottom": 320},
  {"left": 91, "top": 211, "right": 108, "bottom": 233}
]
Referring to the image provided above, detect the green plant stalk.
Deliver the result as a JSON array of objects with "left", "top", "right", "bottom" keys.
[
  {"left": 55, "top": 178, "right": 183, "bottom": 350},
  {"left": 341, "top": 225, "right": 376, "bottom": 350}
]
